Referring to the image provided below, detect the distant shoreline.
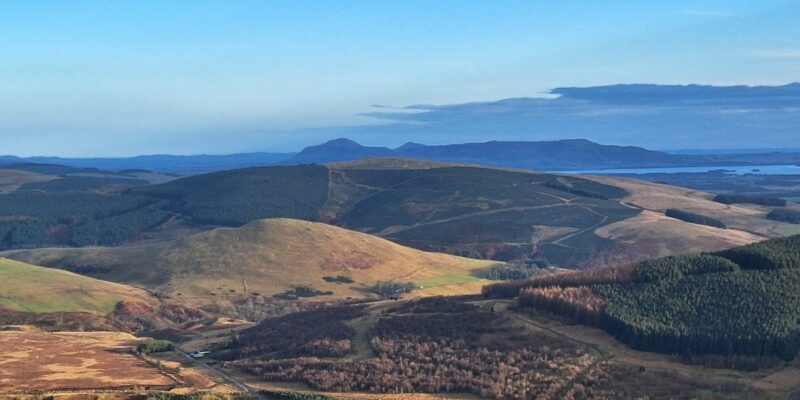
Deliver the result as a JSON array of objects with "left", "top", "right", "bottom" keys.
[{"left": 564, "top": 164, "right": 800, "bottom": 176}]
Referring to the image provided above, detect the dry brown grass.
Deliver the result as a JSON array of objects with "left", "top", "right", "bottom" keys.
[
  {"left": 586, "top": 210, "right": 765, "bottom": 268},
  {"left": 0, "top": 169, "right": 55, "bottom": 194},
  {"left": 0, "top": 331, "right": 176, "bottom": 393},
  {"left": 585, "top": 175, "right": 794, "bottom": 237},
  {"left": 5, "top": 219, "right": 496, "bottom": 307}
]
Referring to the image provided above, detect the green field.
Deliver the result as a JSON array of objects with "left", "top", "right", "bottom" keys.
[{"left": 0, "top": 258, "right": 155, "bottom": 314}]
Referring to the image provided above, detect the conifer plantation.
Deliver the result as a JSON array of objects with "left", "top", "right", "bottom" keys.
[{"left": 509, "top": 236, "right": 800, "bottom": 359}]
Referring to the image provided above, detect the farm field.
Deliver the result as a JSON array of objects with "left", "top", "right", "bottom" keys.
[{"left": 0, "top": 331, "right": 176, "bottom": 393}]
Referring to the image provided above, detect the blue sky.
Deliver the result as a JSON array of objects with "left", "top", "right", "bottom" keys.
[{"left": 1, "top": 0, "right": 798, "bottom": 156}]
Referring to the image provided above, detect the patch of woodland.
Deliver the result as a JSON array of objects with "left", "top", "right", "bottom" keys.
[{"left": 216, "top": 305, "right": 366, "bottom": 361}]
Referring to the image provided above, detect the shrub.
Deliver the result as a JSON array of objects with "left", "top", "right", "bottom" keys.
[
  {"left": 665, "top": 209, "right": 726, "bottom": 229},
  {"left": 137, "top": 340, "right": 174, "bottom": 354},
  {"left": 713, "top": 194, "right": 786, "bottom": 207},
  {"left": 322, "top": 275, "right": 354, "bottom": 284},
  {"left": 273, "top": 286, "right": 334, "bottom": 300},
  {"left": 767, "top": 209, "right": 800, "bottom": 224},
  {"left": 367, "top": 282, "right": 417, "bottom": 298}
]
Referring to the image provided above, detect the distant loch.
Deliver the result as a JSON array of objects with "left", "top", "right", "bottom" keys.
[{"left": 563, "top": 164, "right": 800, "bottom": 175}]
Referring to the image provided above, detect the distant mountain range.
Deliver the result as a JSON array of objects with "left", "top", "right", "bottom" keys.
[
  {"left": 3, "top": 138, "right": 800, "bottom": 175},
  {"left": 0, "top": 152, "right": 294, "bottom": 175},
  {"left": 290, "top": 138, "right": 695, "bottom": 170}
]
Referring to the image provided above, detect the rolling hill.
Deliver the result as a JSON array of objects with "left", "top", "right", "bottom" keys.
[
  {"left": 8, "top": 137, "right": 800, "bottom": 175},
  {"left": 0, "top": 169, "right": 56, "bottom": 194},
  {"left": 290, "top": 138, "right": 698, "bottom": 169},
  {"left": 0, "top": 159, "right": 794, "bottom": 269},
  {"left": 3, "top": 218, "right": 498, "bottom": 305},
  {"left": 0, "top": 257, "right": 156, "bottom": 315}
]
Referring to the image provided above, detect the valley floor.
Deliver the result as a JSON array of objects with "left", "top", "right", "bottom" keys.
[
  {"left": 197, "top": 298, "right": 800, "bottom": 399},
  {"left": 4, "top": 297, "right": 800, "bottom": 399}
]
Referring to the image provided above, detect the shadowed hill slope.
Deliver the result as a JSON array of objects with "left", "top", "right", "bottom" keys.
[
  {"left": 0, "top": 159, "right": 790, "bottom": 268},
  {"left": 4, "top": 219, "right": 497, "bottom": 306}
]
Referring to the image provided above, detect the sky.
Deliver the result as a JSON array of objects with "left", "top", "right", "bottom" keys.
[{"left": 1, "top": 0, "right": 799, "bottom": 156}]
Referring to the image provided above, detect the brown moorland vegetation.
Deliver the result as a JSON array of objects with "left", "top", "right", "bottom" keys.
[{"left": 0, "top": 331, "right": 176, "bottom": 393}]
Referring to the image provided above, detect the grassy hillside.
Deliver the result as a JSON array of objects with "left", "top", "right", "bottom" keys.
[
  {"left": 0, "top": 258, "right": 156, "bottom": 315},
  {"left": 327, "top": 165, "right": 639, "bottom": 266},
  {"left": 586, "top": 175, "right": 800, "bottom": 238},
  {"left": 3, "top": 219, "right": 497, "bottom": 305},
  {"left": 588, "top": 210, "right": 764, "bottom": 268},
  {"left": 0, "top": 169, "right": 55, "bottom": 194},
  {"left": 0, "top": 160, "right": 789, "bottom": 268}
]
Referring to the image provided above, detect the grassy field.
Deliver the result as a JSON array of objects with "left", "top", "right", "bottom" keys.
[
  {"left": 0, "top": 331, "right": 176, "bottom": 393},
  {"left": 587, "top": 210, "right": 765, "bottom": 268},
  {"left": 586, "top": 174, "right": 796, "bottom": 238},
  {"left": 3, "top": 219, "right": 498, "bottom": 306},
  {"left": 0, "top": 258, "right": 156, "bottom": 314}
]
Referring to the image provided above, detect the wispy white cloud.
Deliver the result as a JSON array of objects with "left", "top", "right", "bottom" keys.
[{"left": 751, "top": 49, "right": 800, "bottom": 58}]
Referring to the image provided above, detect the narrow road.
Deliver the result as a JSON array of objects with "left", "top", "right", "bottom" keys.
[
  {"left": 488, "top": 300, "right": 608, "bottom": 398},
  {"left": 377, "top": 203, "right": 573, "bottom": 236},
  {"left": 174, "top": 348, "right": 262, "bottom": 398},
  {"left": 485, "top": 299, "right": 605, "bottom": 357}
]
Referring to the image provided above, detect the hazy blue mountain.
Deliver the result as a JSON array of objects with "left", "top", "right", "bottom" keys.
[
  {"left": 0, "top": 152, "right": 295, "bottom": 175},
  {"left": 290, "top": 138, "right": 395, "bottom": 164},
  {"left": 288, "top": 138, "right": 698, "bottom": 170},
  {"left": 4, "top": 137, "right": 800, "bottom": 175}
]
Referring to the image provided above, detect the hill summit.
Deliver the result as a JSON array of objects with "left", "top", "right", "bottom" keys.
[
  {"left": 4, "top": 218, "right": 497, "bottom": 305},
  {"left": 289, "top": 138, "right": 693, "bottom": 170}
]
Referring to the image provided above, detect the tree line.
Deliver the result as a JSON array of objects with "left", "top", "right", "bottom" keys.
[{"left": 514, "top": 236, "right": 800, "bottom": 360}]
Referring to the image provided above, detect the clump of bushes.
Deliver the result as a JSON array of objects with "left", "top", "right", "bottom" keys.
[
  {"left": 477, "top": 262, "right": 549, "bottom": 280},
  {"left": 137, "top": 340, "right": 173, "bottom": 354},
  {"left": 713, "top": 194, "right": 786, "bottom": 207},
  {"left": 261, "top": 391, "right": 340, "bottom": 400},
  {"left": 366, "top": 281, "right": 417, "bottom": 298},
  {"left": 665, "top": 209, "right": 726, "bottom": 229},
  {"left": 767, "top": 209, "right": 800, "bottom": 224},
  {"left": 322, "top": 275, "right": 354, "bottom": 284},
  {"left": 273, "top": 286, "right": 334, "bottom": 300}
]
